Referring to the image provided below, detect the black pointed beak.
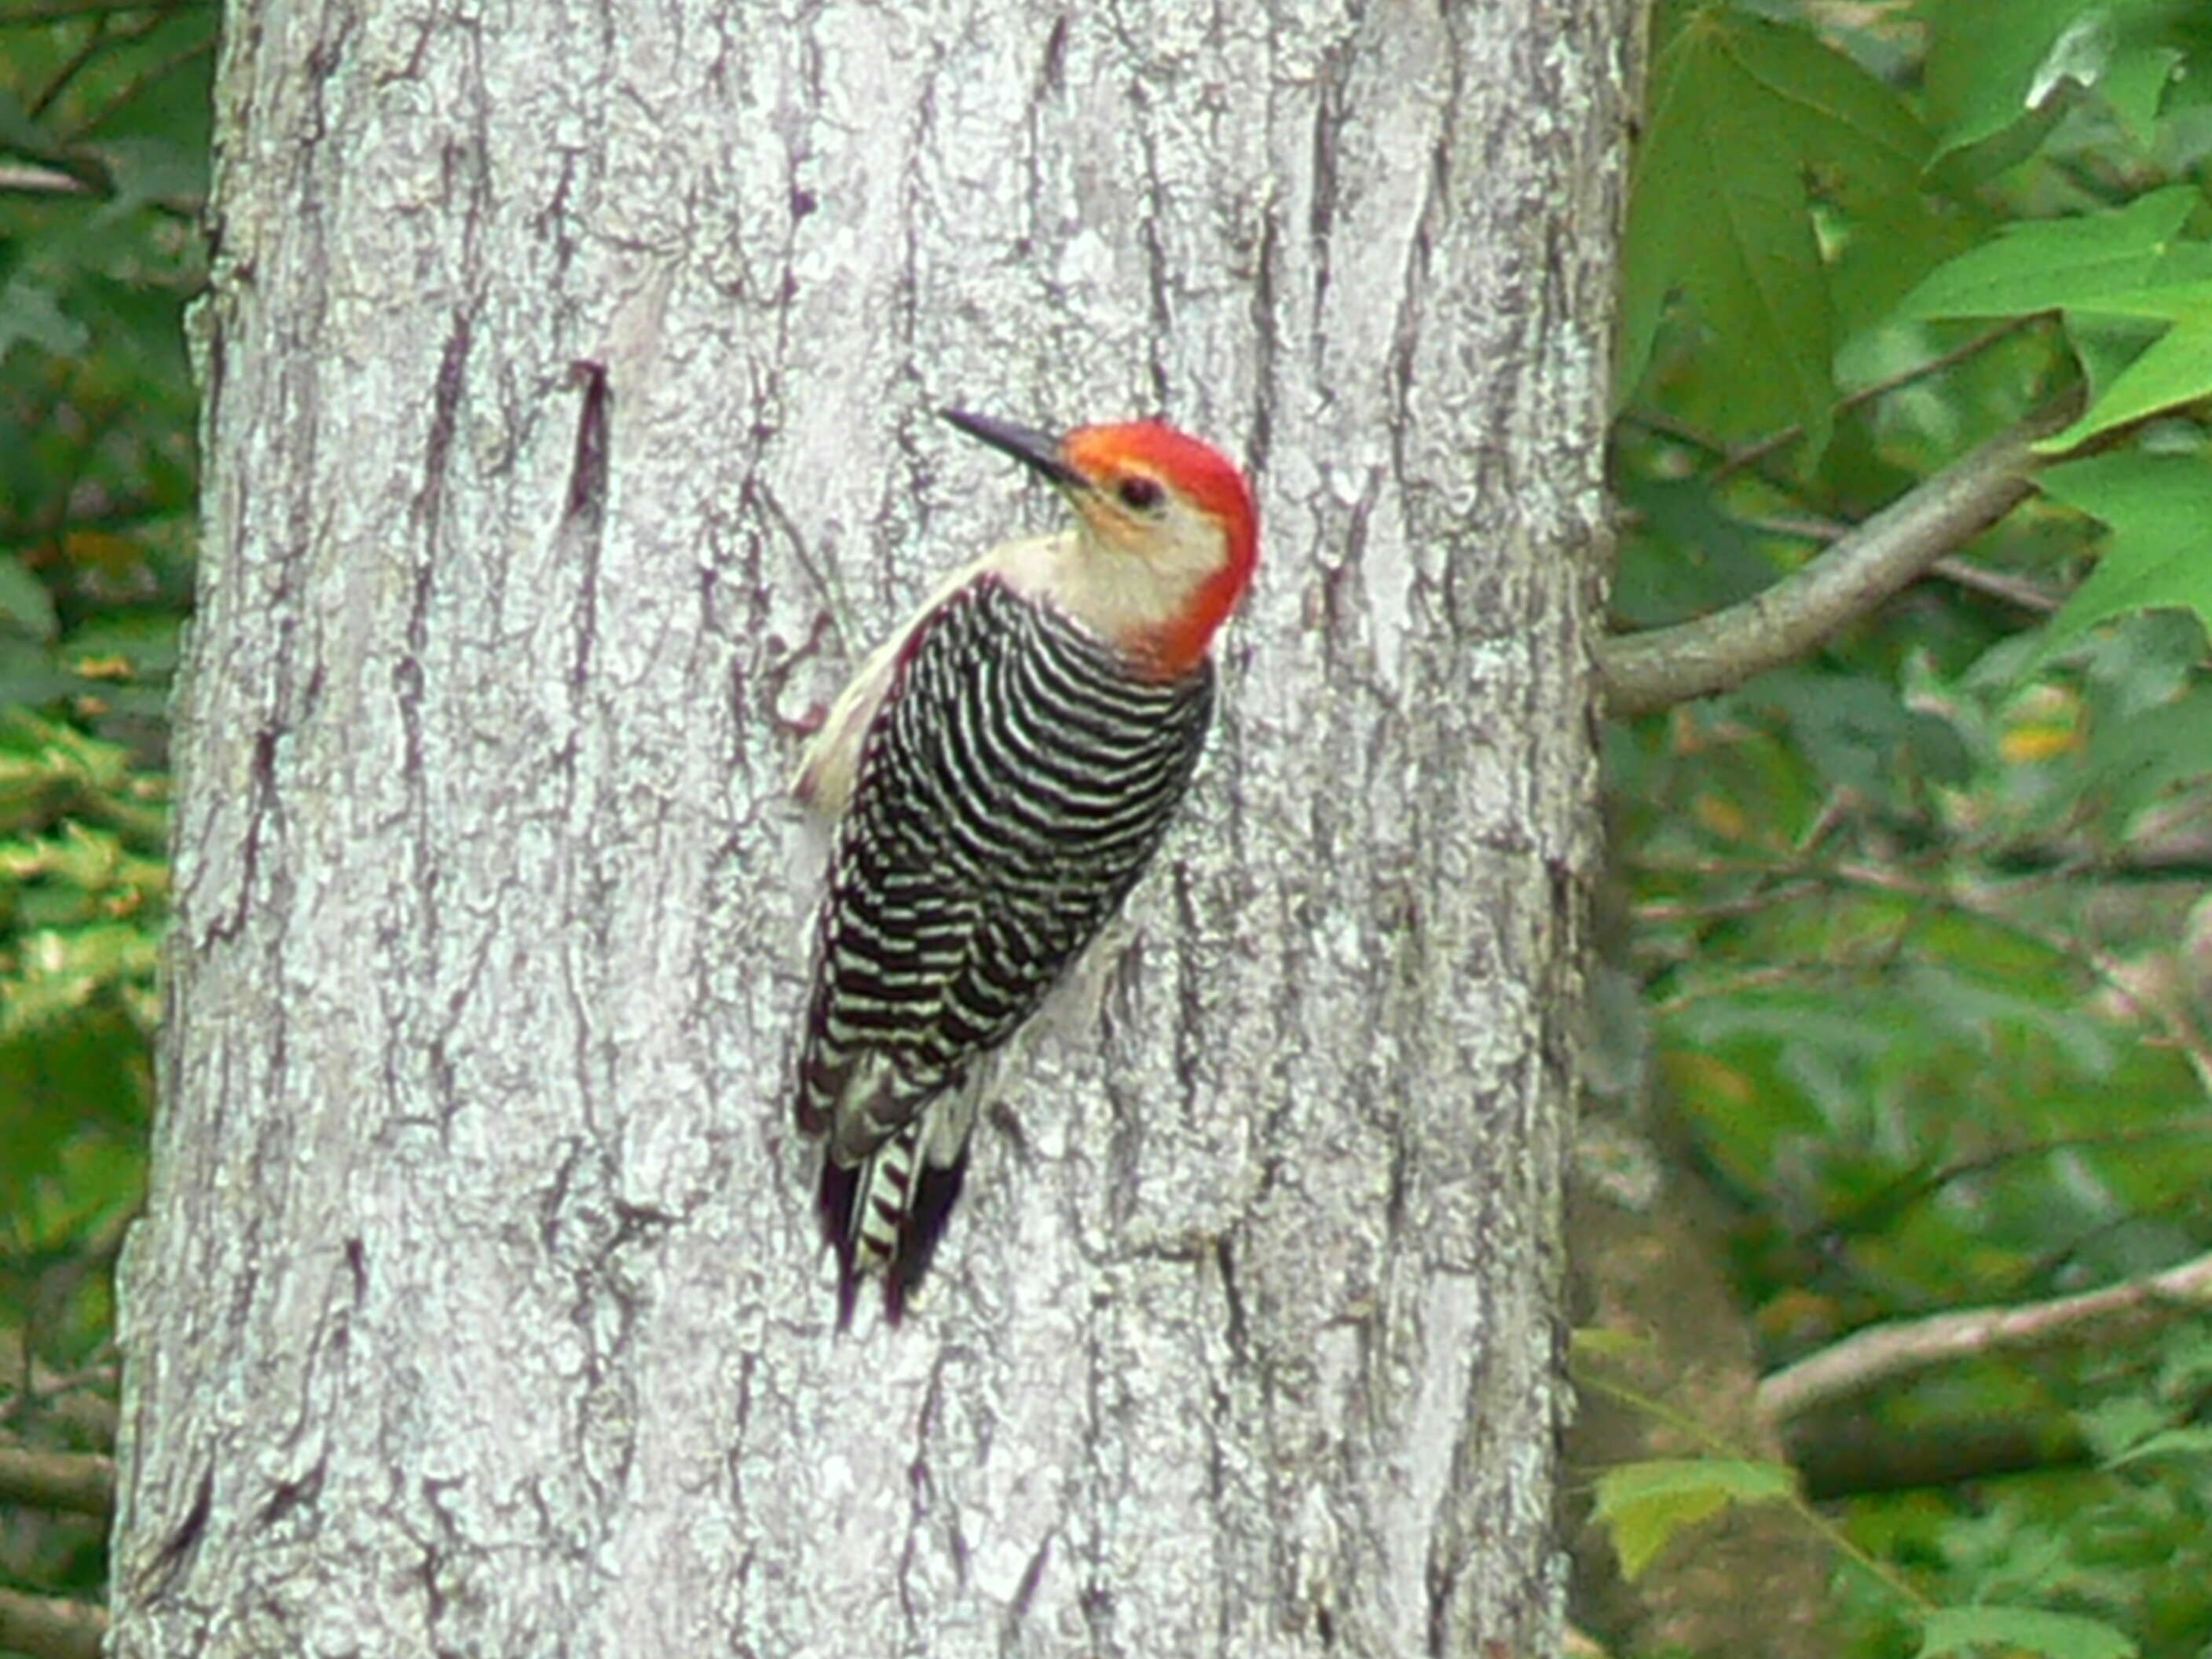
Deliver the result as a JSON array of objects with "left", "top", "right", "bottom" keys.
[{"left": 939, "top": 407, "right": 1087, "bottom": 492}]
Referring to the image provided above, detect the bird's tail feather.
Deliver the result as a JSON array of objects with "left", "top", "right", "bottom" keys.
[{"left": 817, "top": 1109, "right": 972, "bottom": 1328}]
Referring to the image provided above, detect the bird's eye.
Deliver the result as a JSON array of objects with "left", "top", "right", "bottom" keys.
[{"left": 1115, "top": 475, "right": 1164, "bottom": 512}]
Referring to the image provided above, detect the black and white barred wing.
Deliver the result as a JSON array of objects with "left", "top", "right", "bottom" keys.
[{"left": 794, "top": 576, "right": 1213, "bottom": 1318}]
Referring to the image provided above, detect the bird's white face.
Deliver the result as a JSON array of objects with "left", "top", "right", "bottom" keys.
[
  {"left": 1058, "top": 471, "right": 1237, "bottom": 641},
  {"left": 1049, "top": 417, "right": 1257, "bottom": 675}
]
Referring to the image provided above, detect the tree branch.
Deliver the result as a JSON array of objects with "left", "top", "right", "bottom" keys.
[
  {"left": 0, "top": 1445, "right": 114, "bottom": 1518},
  {"left": 1599, "top": 401, "right": 2080, "bottom": 719},
  {"left": 1756, "top": 1247, "right": 2212, "bottom": 1426},
  {"left": 1928, "top": 555, "right": 2060, "bottom": 614},
  {"left": 0, "top": 163, "right": 91, "bottom": 195},
  {"left": 0, "top": 1588, "right": 106, "bottom": 1659}
]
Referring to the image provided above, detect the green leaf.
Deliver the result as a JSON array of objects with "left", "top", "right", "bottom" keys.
[
  {"left": 1618, "top": 5, "right": 1939, "bottom": 452},
  {"left": 1896, "top": 187, "right": 2197, "bottom": 320},
  {"left": 2036, "top": 451, "right": 2212, "bottom": 641},
  {"left": 2078, "top": 679, "right": 2212, "bottom": 822},
  {"left": 0, "top": 1010, "right": 152, "bottom": 1225},
  {"left": 99, "top": 135, "right": 210, "bottom": 214},
  {"left": 1760, "top": 670, "right": 1973, "bottom": 800},
  {"left": 1612, "top": 473, "right": 1782, "bottom": 628},
  {"left": 1624, "top": 5, "right": 1938, "bottom": 456},
  {"left": 1895, "top": 961, "right": 2115, "bottom": 1075},
  {"left": 63, "top": 613, "right": 184, "bottom": 679},
  {"left": 1925, "top": 0, "right": 2101, "bottom": 152},
  {"left": 0, "top": 274, "right": 90, "bottom": 361},
  {"left": 2078, "top": 1382, "right": 2188, "bottom": 1463},
  {"left": 2039, "top": 279, "right": 2212, "bottom": 448},
  {"left": 2103, "top": 42, "right": 2185, "bottom": 141},
  {"left": 0, "top": 641, "right": 79, "bottom": 709},
  {"left": 1724, "top": 13, "right": 1932, "bottom": 198},
  {"left": 0, "top": 555, "right": 58, "bottom": 641},
  {"left": 1590, "top": 1458, "right": 1796, "bottom": 1580},
  {"left": 2046, "top": 316, "right": 2212, "bottom": 447},
  {"left": 0, "top": 86, "right": 58, "bottom": 159},
  {"left": 1831, "top": 187, "right": 1976, "bottom": 339},
  {"left": 1925, "top": 0, "right": 2185, "bottom": 156},
  {"left": 1917, "top": 1606, "right": 2137, "bottom": 1659},
  {"left": 2068, "top": 314, "right": 2169, "bottom": 414}
]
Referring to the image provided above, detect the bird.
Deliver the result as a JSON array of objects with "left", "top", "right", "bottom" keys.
[{"left": 789, "top": 406, "right": 1259, "bottom": 1325}]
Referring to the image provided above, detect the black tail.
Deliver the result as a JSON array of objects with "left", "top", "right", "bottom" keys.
[{"left": 816, "top": 1126, "right": 971, "bottom": 1329}]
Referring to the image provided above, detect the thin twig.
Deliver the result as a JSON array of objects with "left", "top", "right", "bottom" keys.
[
  {"left": 1824, "top": 1115, "right": 2212, "bottom": 1240},
  {"left": 1732, "top": 512, "right": 1848, "bottom": 542},
  {"left": 1632, "top": 877, "right": 1826, "bottom": 928},
  {"left": 1713, "top": 319, "right": 2042, "bottom": 482},
  {"left": 69, "top": 32, "right": 214, "bottom": 144},
  {"left": 1928, "top": 555, "right": 2060, "bottom": 613},
  {"left": 1647, "top": 960, "right": 1846, "bottom": 1016},
  {"left": 25, "top": 12, "right": 112, "bottom": 120}
]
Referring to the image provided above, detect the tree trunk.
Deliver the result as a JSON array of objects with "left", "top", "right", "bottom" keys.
[{"left": 111, "top": 1, "right": 1630, "bottom": 1654}]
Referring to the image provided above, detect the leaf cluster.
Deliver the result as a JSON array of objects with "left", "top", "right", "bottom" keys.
[{"left": 1605, "top": 2, "right": 2212, "bottom": 1656}]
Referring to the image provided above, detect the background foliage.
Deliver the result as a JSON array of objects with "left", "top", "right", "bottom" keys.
[
  {"left": 1607, "top": 2, "right": 2212, "bottom": 1655},
  {"left": 2, "top": 1, "right": 207, "bottom": 1647},
  {"left": 1, "top": 0, "right": 2209, "bottom": 1655}
]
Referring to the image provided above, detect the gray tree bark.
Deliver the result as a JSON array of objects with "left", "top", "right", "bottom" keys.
[{"left": 109, "top": 1, "right": 1631, "bottom": 1654}]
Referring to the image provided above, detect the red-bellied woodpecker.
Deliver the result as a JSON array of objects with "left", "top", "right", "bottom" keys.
[{"left": 792, "top": 408, "right": 1259, "bottom": 1325}]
